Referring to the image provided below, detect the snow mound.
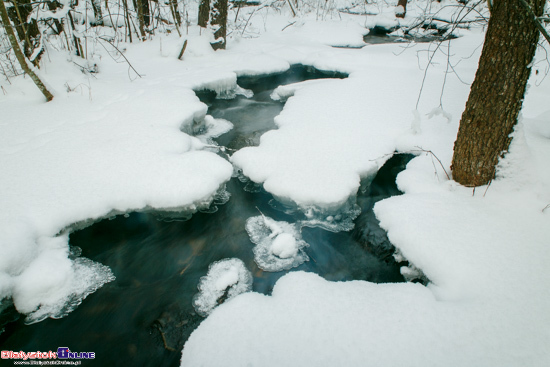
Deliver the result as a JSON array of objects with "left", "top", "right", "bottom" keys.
[
  {"left": 231, "top": 74, "right": 405, "bottom": 227},
  {"left": 246, "top": 215, "right": 309, "bottom": 272},
  {"left": 284, "top": 20, "right": 368, "bottom": 48},
  {"left": 11, "top": 235, "right": 115, "bottom": 324},
  {"left": 193, "top": 258, "right": 253, "bottom": 317},
  {"left": 0, "top": 45, "right": 235, "bottom": 322}
]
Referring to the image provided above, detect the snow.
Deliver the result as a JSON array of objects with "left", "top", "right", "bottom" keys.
[
  {"left": 192, "top": 258, "right": 253, "bottom": 316},
  {"left": 270, "top": 78, "right": 340, "bottom": 101},
  {"left": 245, "top": 215, "right": 309, "bottom": 271},
  {"left": 271, "top": 233, "right": 298, "bottom": 258},
  {"left": 181, "top": 2, "right": 548, "bottom": 366},
  {"left": 0, "top": 34, "right": 236, "bottom": 321},
  {"left": 1, "top": 0, "right": 550, "bottom": 365}
]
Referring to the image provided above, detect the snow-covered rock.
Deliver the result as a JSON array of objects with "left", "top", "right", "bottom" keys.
[
  {"left": 246, "top": 215, "right": 309, "bottom": 272},
  {"left": 192, "top": 258, "right": 253, "bottom": 317}
]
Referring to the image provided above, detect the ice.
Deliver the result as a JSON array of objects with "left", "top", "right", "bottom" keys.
[
  {"left": 2, "top": 1, "right": 549, "bottom": 365},
  {"left": 215, "top": 85, "right": 254, "bottom": 100},
  {"left": 0, "top": 37, "right": 235, "bottom": 321},
  {"left": 192, "top": 258, "right": 252, "bottom": 317},
  {"left": 246, "top": 215, "right": 309, "bottom": 272},
  {"left": 192, "top": 72, "right": 238, "bottom": 96},
  {"left": 270, "top": 79, "right": 341, "bottom": 102},
  {"left": 299, "top": 200, "right": 362, "bottom": 233},
  {"left": 11, "top": 235, "right": 115, "bottom": 324},
  {"left": 266, "top": 191, "right": 363, "bottom": 232},
  {"left": 194, "top": 115, "right": 234, "bottom": 145}
]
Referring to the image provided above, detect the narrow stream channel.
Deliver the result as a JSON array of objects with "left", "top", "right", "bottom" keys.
[{"left": 0, "top": 65, "right": 413, "bottom": 366}]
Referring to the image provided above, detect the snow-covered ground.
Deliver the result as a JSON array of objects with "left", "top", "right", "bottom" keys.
[{"left": 1, "top": 0, "right": 549, "bottom": 365}]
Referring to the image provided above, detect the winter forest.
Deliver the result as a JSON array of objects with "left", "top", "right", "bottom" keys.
[{"left": 0, "top": 0, "right": 549, "bottom": 365}]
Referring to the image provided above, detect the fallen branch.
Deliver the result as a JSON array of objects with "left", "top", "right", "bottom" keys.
[
  {"left": 178, "top": 39, "right": 188, "bottom": 60},
  {"left": 153, "top": 323, "right": 177, "bottom": 352},
  {"left": 282, "top": 21, "right": 296, "bottom": 31}
]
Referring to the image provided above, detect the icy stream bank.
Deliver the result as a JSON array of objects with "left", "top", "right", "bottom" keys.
[{"left": 1, "top": 67, "right": 413, "bottom": 366}]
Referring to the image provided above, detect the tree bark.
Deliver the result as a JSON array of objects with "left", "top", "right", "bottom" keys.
[
  {"left": 90, "top": 0, "right": 104, "bottom": 26},
  {"left": 451, "top": 0, "right": 544, "bottom": 187},
  {"left": 45, "top": 0, "right": 65, "bottom": 35},
  {"left": 396, "top": 0, "right": 407, "bottom": 18},
  {"left": 198, "top": 0, "right": 209, "bottom": 28},
  {"left": 210, "top": 0, "right": 227, "bottom": 50},
  {"left": 170, "top": 0, "right": 181, "bottom": 26},
  {"left": 122, "top": 0, "right": 132, "bottom": 42},
  {"left": 197, "top": 0, "right": 227, "bottom": 50},
  {"left": 6, "top": 0, "right": 39, "bottom": 59},
  {"left": 0, "top": 0, "right": 53, "bottom": 101}
]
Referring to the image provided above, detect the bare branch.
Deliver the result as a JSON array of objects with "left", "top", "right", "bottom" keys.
[{"left": 97, "top": 36, "right": 142, "bottom": 79}]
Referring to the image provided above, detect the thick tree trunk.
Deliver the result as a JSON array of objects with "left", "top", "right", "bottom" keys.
[
  {"left": 451, "top": 0, "right": 544, "bottom": 187},
  {"left": 68, "top": 11, "right": 84, "bottom": 57},
  {"left": 395, "top": 0, "right": 407, "bottom": 18},
  {"left": 90, "top": 0, "right": 104, "bottom": 26},
  {"left": 0, "top": 0, "right": 53, "bottom": 101},
  {"left": 210, "top": 0, "right": 227, "bottom": 50},
  {"left": 197, "top": 0, "right": 227, "bottom": 50},
  {"left": 133, "top": 0, "right": 148, "bottom": 39},
  {"left": 198, "top": 0, "right": 209, "bottom": 28}
]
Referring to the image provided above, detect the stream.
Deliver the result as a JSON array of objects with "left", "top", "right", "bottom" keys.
[{"left": 0, "top": 65, "right": 414, "bottom": 366}]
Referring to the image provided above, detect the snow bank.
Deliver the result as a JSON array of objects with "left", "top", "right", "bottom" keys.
[
  {"left": 0, "top": 35, "right": 236, "bottom": 321},
  {"left": 3, "top": 1, "right": 549, "bottom": 365},
  {"left": 178, "top": 3, "right": 547, "bottom": 367},
  {"left": 270, "top": 78, "right": 340, "bottom": 102}
]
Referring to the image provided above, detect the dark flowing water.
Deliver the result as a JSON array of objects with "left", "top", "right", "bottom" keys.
[
  {"left": 362, "top": 26, "right": 457, "bottom": 45},
  {"left": 0, "top": 65, "right": 413, "bottom": 367}
]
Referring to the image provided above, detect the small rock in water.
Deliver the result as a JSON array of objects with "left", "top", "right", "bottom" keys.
[
  {"left": 192, "top": 258, "right": 252, "bottom": 317},
  {"left": 270, "top": 233, "right": 298, "bottom": 259},
  {"left": 246, "top": 215, "right": 309, "bottom": 272}
]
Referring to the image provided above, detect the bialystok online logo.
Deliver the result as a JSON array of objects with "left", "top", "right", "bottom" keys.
[{"left": 1, "top": 348, "right": 95, "bottom": 360}]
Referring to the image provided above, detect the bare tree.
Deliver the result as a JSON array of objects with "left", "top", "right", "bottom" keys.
[
  {"left": 396, "top": 0, "right": 407, "bottom": 18},
  {"left": 198, "top": 0, "right": 228, "bottom": 50},
  {"left": 6, "top": 0, "right": 40, "bottom": 63},
  {"left": 0, "top": 0, "right": 53, "bottom": 101},
  {"left": 451, "top": 0, "right": 545, "bottom": 186}
]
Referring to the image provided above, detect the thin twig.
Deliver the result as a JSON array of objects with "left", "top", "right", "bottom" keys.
[
  {"left": 483, "top": 179, "right": 492, "bottom": 196},
  {"left": 415, "top": 0, "right": 485, "bottom": 109},
  {"left": 241, "top": 8, "right": 256, "bottom": 36},
  {"left": 369, "top": 148, "right": 451, "bottom": 181},
  {"left": 154, "top": 323, "right": 177, "bottom": 352},
  {"left": 413, "top": 146, "right": 451, "bottom": 180},
  {"left": 97, "top": 36, "right": 142, "bottom": 78}
]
